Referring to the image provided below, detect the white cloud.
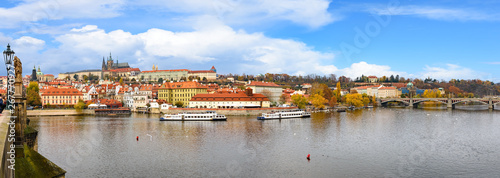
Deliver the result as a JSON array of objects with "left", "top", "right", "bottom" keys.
[
  {"left": 337, "top": 61, "right": 406, "bottom": 79},
  {"left": 23, "top": 23, "right": 336, "bottom": 75},
  {"left": 0, "top": 0, "right": 124, "bottom": 28},
  {"left": 133, "top": 0, "right": 335, "bottom": 28},
  {"left": 420, "top": 64, "right": 484, "bottom": 80},
  {"left": 370, "top": 5, "right": 498, "bottom": 21}
]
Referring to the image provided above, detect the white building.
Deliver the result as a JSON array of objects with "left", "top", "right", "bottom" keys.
[{"left": 246, "top": 81, "right": 281, "bottom": 103}]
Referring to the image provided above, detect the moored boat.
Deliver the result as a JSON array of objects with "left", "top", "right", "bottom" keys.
[
  {"left": 95, "top": 107, "right": 131, "bottom": 116},
  {"left": 160, "top": 111, "right": 227, "bottom": 121},
  {"left": 257, "top": 110, "right": 310, "bottom": 120}
]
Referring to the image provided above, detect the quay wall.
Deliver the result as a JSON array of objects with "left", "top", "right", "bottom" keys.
[
  {"left": 27, "top": 109, "right": 94, "bottom": 117},
  {"left": 161, "top": 107, "right": 299, "bottom": 116}
]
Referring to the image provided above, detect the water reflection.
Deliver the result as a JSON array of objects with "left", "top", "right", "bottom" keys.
[{"left": 30, "top": 108, "right": 500, "bottom": 177}]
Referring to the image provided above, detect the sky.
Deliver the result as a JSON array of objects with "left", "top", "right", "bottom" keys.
[{"left": 0, "top": 0, "right": 499, "bottom": 82}]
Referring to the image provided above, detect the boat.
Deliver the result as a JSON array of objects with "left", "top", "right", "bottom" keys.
[
  {"left": 160, "top": 111, "right": 227, "bottom": 121},
  {"left": 95, "top": 107, "right": 131, "bottom": 116},
  {"left": 257, "top": 110, "right": 311, "bottom": 120}
]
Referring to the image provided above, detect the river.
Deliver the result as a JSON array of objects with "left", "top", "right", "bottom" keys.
[{"left": 30, "top": 107, "right": 499, "bottom": 177}]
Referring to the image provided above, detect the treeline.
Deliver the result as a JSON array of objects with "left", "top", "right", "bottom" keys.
[{"left": 220, "top": 73, "right": 500, "bottom": 97}]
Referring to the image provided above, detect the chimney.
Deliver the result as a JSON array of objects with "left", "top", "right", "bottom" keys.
[{"left": 245, "top": 88, "right": 253, "bottom": 96}]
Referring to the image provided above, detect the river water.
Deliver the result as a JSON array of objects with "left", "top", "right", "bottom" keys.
[{"left": 31, "top": 107, "right": 499, "bottom": 177}]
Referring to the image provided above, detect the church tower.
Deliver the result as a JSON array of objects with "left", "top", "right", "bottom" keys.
[
  {"left": 30, "top": 65, "right": 38, "bottom": 81},
  {"left": 102, "top": 57, "right": 107, "bottom": 71},
  {"left": 107, "top": 53, "right": 114, "bottom": 70}
]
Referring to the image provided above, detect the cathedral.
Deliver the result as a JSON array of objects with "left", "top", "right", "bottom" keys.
[{"left": 101, "top": 53, "right": 130, "bottom": 71}]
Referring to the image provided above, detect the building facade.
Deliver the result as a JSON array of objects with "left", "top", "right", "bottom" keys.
[
  {"left": 246, "top": 81, "right": 282, "bottom": 103},
  {"left": 41, "top": 88, "right": 83, "bottom": 106},
  {"left": 189, "top": 89, "right": 270, "bottom": 108},
  {"left": 138, "top": 69, "right": 189, "bottom": 82},
  {"left": 158, "top": 81, "right": 208, "bottom": 107}
]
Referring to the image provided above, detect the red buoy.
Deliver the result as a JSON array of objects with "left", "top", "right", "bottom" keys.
[
  {"left": 307, "top": 154, "right": 310, "bottom": 160},
  {"left": 136, "top": 136, "right": 139, "bottom": 141}
]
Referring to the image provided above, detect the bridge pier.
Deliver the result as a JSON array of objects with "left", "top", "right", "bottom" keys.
[
  {"left": 447, "top": 98, "right": 454, "bottom": 109},
  {"left": 489, "top": 98, "right": 494, "bottom": 110}
]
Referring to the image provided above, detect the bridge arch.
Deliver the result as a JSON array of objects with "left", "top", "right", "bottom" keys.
[
  {"left": 380, "top": 99, "right": 410, "bottom": 106},
  {"left": 452, "top": 99, "right": 488, "bottom": 105},
  {"left": 412, "top": 99, "right": 447, "bottom": 105}
]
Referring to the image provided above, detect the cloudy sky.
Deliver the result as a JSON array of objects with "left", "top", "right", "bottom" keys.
[{"left": 0, "top": 0, "right": 499, "bottom": 82}]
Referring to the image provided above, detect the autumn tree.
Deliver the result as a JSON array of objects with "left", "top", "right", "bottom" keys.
[
  {"left": 279, "top": 94, "right": 287, "bottom": 104},
  {"left": 309, "top": 94, "right": 328, "bottom": 109},
  {"left": 335, "top": 82, "right": 341, "bottom": 102},
  {"left": 291, "top": 94, "right": 308, "bottom": 109},
  {"left": 329, "top": 95, "right": 337, "bottom": 107},
  {"left": 361, "top": 93, "right": 370, "bottom": 106},
  {"left": 27, "top": 82, "right": 41, "bottom": 106},
  {"left": 119, "top": 78, "right": 124, "bottom": 85},
  {"left": 345, "top": 93, "right": 364, "bottom": 107},
  {"left": 74, "top": 99, "right": 86, "bottom": 110}
]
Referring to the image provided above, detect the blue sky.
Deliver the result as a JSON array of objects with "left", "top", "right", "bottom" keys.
[{"left": 0, "top": 0, "right": 499, "bottom": 82}]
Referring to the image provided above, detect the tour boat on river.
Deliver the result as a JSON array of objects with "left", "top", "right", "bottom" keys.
[
  {"left": 160, "top": 111, "right": 227, "bottom": 121},
  {"left": 257, "top": 110, "right": 311, "bottom": 120}
]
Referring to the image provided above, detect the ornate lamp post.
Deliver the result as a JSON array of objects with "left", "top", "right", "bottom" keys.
[{"left": 3, "top": 44, "right": 15, "bottom": 108}]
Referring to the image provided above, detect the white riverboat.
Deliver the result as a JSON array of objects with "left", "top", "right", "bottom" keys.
[
  {"left": 257, "top": 110, "right": 311, "bottom": 120},
  {"left": 160, "top": 111, "right": 227, "bottom": 121}
]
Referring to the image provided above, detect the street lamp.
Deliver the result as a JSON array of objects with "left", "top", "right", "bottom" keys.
[{"left": 3, "top": 44, "right": 15, "bottom": 108}]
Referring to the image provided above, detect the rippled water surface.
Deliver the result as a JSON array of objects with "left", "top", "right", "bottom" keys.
[{"left": 30, "top": 108, "right": 500, "bottom": 177}]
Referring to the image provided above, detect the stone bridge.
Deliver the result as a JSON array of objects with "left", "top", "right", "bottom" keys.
[{"left": 379, "top": 98, "right": 500, "bottom": 109}]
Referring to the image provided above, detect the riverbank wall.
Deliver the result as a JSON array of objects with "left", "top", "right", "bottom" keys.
[
  {"left": 27, "top": 109, "right": 94, "bottom": 117},
  {"left": 161, "top": 107, "right": 299, "bottom": 116}
]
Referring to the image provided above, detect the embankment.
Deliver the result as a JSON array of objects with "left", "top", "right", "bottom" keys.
[
  {"left": 161, "top": 107, "right": 299, "bottom": 116},
  {"left": 27, "top": 109, "right": 94, "bottom": 117}
]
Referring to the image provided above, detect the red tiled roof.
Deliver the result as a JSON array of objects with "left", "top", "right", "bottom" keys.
[
  {"left": 188, "top": 70, "right": 216, "bottom": 73},
  {"left": 368, "top": 76, "right": 377, "bottom": 78},
  {"left": 379, "top": 87, "right": 397, "bottom": 90},
  {"left": 141, "top": 69, "right": 189, "bottom": 73},
  {"left": 107, "top": 68, "right": 140, "bottom": 73},
  {"left": 355, "top": 85, "right": 381, "bottom": 90},
  {"left": 247, "top": 81, "right": 280, "bottom": 87},
  {"left": 211, "top": 66, "right": 216, "bottom": 70},
  {"left": 140, "top": 84, "right": 153, "bottom": 91},
  {"left": 190, "top": 93, "right": 269, "bottom": 102},
  {"left": 44, "top": 74, "right": 54, "bottom": 77},
  {"left": 41, "top": 88, "right": 82, "bottom": 96}
]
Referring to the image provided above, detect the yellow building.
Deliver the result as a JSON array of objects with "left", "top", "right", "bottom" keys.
[{"left": 158, "top": 81, "right": 208, "bottom": 107}]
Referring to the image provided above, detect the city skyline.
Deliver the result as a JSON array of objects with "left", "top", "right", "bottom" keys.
[{"left": 0, "top": 0, "right": 499, "bottom": 82}]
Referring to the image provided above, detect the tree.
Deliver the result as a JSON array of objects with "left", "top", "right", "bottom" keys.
[
  {"left": 131, "top": 78, "right": 136, "bottom": 82},
  {"left": 202, "top": 77, "right": 207, "bottom": 82},
  {"left": 335, "top": 82, "right": 341, "bottom": 102},
  {"left": 73, "top": 74, "right": 79, "bottom": 81},
  {"left": 74, "top": 99, "right": 86, "bottom": 110},
  {"left": 119, "top": 78, "right": 124, "bottom": 85},
  {"left": 329, "top": 96, "right": 337, "bottom": 107},
  {"left": 158, "top": 78, "right": 163, "bottom": 83},
  {"left": 345, "top": 93, "right": 364, "bottom": 107},
  {"left": 279, "top": 94, "right": 287, "bottom": 104},
  {"left": 27, "top": 82, "right": 41, "bottom": 106},
  {"left": 175, "top": 101, "right": 184, "bottom": 108},
  {"left": 261, "top": 89, "right": 272, "bottom": 100},
  {"left": 291, "top": 94, "right": 308, "bottom": 109},
  {"left": 309, "top": 94, "right": 328, "bottom": 109}
]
